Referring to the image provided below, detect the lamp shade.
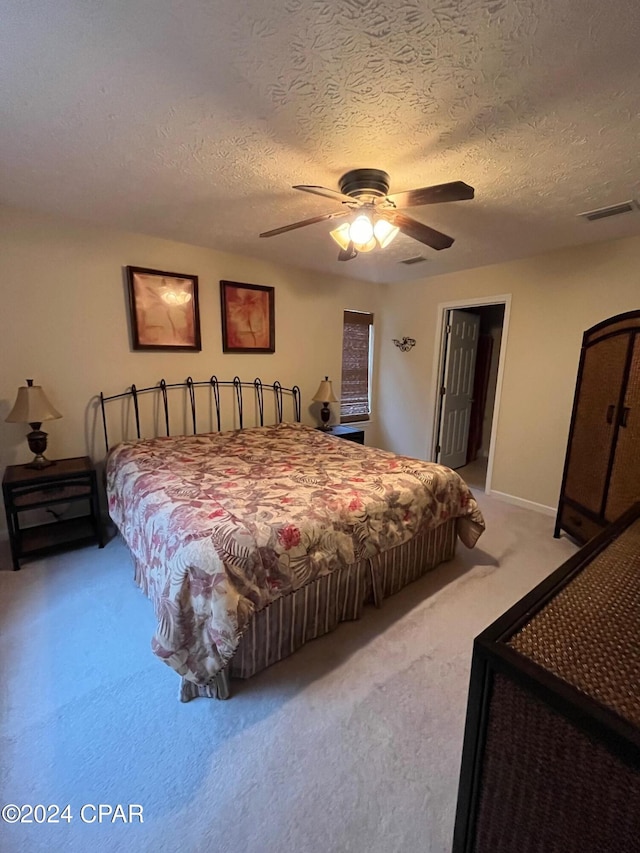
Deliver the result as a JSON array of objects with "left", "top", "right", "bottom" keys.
[
  {"left": 5, "top": 380, "right": 62, "bottom": 424},
  {"left": 329, "top": 222, "right": 351, "bottom": 251},
  {"left": 312, "top": 377, "right": 338, "bottom": 403},
  {"left": 373, "top": 218, "right": 400, "bottom": 248}
]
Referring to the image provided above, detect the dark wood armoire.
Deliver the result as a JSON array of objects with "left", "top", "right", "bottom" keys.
[{"left": 555, "top": 310, "right": 640, "bottom": 544}]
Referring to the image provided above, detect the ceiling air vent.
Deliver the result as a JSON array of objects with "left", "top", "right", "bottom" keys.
[
  {"left": 577, "top": 200, "right": 638, "bottom": 221},
  {"left": 400, "top": 255, "right": 428, "bottom": 265}
]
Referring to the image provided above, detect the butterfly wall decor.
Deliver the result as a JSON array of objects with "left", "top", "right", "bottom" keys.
[{"left": 393, "top": 337, "right": 416, "bottom": 352}]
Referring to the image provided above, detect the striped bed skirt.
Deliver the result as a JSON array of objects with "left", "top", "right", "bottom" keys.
[{"left": 180, "top": 518, "right": 457, "bottom": 701}]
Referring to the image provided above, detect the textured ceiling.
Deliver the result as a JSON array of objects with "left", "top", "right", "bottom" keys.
[{"left": 2, "top": 0, "right": 640, "bottom": 283}]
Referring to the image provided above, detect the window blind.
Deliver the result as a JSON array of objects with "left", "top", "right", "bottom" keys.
[{"left": 340, "top": 310, "right": 373, "bottom": 423}]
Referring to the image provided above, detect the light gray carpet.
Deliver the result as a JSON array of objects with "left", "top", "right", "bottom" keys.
[{"left": 0, "top": 494, "right": 577, "bottom": 853}]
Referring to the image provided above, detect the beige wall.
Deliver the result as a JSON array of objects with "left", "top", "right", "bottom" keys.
[
  {"left": 0, "top": 206, "right": 381, "bottom": 532},
  {"left": 376, "top": 234, "right": 640, "bottom": 510},
  {"left": 3, "top": 203, "right": 639, "bottom": 530}
]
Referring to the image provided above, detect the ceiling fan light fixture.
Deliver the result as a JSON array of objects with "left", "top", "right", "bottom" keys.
[
  {"left": 373, "top": 218, "right": 399, "bottom": 248},
  {"left": 330, "top": 215, "right": 398, "bottom": 254},
  {"left": 349, "top": 214, "right": 374, "bottom": 245},
  {"left": 264, "top": 171, "right": 473, "bottom": 257},
  {"left": 330, "top": 218, "right": 376, "bottom": 253}
]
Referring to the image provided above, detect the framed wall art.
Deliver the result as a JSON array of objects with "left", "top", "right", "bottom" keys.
[
  {"left": 126, "top": 266, "right": 201, "bottom": 351},
  {"left": 220, "top": 280, "right": 275, "bottom": 353}
]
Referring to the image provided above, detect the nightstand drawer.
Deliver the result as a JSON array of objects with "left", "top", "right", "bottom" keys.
[{"left": 12, "top": 481, "right": 93, "bottom": 508}]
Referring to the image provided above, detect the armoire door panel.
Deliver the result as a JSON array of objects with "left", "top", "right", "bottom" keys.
[
  {"left": 563, "top": 334, "right": 629, "bottom": 515},
  {"left": 605, "top": 335, "right": 640, "bottom": 522}
]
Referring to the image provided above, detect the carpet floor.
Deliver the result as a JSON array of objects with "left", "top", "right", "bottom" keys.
[{"left": 0, "top": 493, "right": 577, "bottom": 853}]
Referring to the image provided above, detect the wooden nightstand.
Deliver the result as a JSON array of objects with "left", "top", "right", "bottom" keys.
[
  {"left": 2, "top": 456, "right": 104, "bottom": 570},
  {"left": 317, "top": 425, "right": 365, "bottom": 444}
]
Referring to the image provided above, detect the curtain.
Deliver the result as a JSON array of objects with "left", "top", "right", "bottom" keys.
[{"left": 341, "top": 310, "right": 373, "bottom": 423}]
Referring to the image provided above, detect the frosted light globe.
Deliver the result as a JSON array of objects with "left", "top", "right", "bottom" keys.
[{"left": 349, "top": 215, "right": 374, "bottom": 245}]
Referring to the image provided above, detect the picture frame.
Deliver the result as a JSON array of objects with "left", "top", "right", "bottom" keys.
[
  {"left": 126, "top": 266, "right": 201, "bottom": 351},
  {"left": 220, "top": 280, "right": 275, "bottom": 353}
]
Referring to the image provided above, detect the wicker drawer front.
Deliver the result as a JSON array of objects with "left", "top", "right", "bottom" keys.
[
  {"left": 559, "top": 503, "right": 605, "bottom": 544},
  {"left": 473, "top": 674, "right": 640, "bottom": 853}
]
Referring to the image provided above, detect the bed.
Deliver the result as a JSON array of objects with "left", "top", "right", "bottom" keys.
[{"left": 102, "top": 378, "right": 485, "bottom": 700}]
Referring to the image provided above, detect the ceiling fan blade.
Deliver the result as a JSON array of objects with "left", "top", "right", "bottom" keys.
[
  {"left": 293, "top": 184, "right": 355, "bottom": 204},
  {"left": 381, "top": 210, "right": 454, "bottom": 250},
  {"left": 386, "top": 181, "right": 474, "bottom": 208},
  {"left": 259, "top": 210, "right": 349, "bottom": 238},
  {"left": 338, "top": 241, "right": 358, "bottom": 262}
]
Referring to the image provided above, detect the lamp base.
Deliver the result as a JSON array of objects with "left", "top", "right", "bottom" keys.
[
  {"left": 319, "top": 403, "right": 331, "bottom": 430},
  {"left": 25, "top": 425, "right": 55, "bottom": 469},
  {"left": 25, "top": 455, "right": 56, "bottom": 470}
]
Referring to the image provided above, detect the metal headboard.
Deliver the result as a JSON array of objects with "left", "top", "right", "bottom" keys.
[{"left": 99, "top": 376, "right": 301, "bottom": 453}]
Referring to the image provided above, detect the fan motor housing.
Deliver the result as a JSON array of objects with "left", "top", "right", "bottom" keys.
[{"left": 339, "top": 168, "right": 390, "bottom": 199}]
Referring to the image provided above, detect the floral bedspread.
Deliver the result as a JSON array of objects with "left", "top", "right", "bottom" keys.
[{"left": 106, "top": 422, "right": 485, "bottom": 684}]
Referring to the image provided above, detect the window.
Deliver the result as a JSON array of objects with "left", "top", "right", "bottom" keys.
[{"left": 340, "top": 310, "right": 373, "bottom": 423}]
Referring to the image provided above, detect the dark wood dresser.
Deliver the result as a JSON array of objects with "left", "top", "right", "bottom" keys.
[{"left": 453, "top": 502, "right": 640, "bottom": 853}]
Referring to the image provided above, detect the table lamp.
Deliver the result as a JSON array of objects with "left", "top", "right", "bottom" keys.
[
  {"left": 312, "top": 376, "right": 338, "bottom": 430},
  {"left": 5, "top": 379, "right": 62, "bottom": 468}
]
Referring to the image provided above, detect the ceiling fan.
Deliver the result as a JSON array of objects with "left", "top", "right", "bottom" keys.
[{"left": 259, "top": 168, "right": 474, "bottom": 261}]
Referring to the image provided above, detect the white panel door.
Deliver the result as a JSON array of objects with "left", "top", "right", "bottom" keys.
[{"left": 438, "top": 310, "right": 480, "bottom": 469}]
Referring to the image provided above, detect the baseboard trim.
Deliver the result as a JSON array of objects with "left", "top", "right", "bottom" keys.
[{"left": 488, "top": 490, "right": 556, "bottom": 517}]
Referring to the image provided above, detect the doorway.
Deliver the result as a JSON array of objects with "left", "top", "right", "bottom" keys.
[{"left": 431, "top": 295, "right": 511, "bottom": 493}]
